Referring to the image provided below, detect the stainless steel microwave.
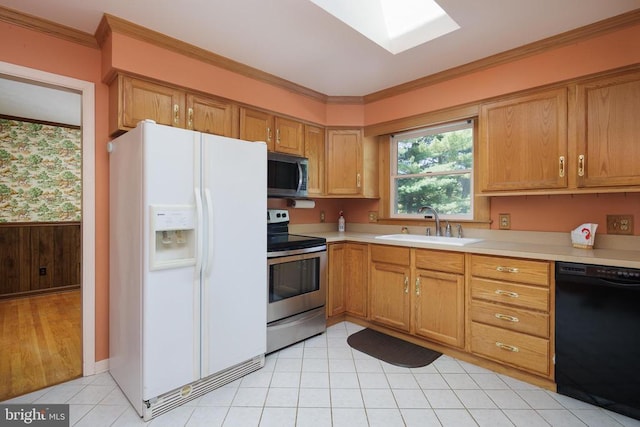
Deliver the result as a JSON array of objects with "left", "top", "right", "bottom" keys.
[{"left": 267, "top": 152, "right": 309, "bottom": 198}]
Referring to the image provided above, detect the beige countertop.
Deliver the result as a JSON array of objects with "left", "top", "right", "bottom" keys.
[{"left": 291, "top": 224, "right": 640, "bottom": 269}]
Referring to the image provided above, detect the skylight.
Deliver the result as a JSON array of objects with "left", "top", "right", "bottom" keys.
[{"left": 309, "top": 0, "right": 459, "bottom": 54}]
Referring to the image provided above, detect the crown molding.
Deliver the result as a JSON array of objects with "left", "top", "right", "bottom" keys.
[
  {"left": 97, "top": 14, "right": 329, "bottom": 103},
  {"left": 363, "top": 9, "right": 640, "bottom": 103},
  {"left": 0, "top": 5, "right": 98, "bottom": 49}
]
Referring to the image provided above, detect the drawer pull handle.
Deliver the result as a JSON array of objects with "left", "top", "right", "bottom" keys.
[
  {"left": 404, "top": 276, "right": 409, "bottom": 294},
  {"left": 496, "top": 342, "right": 519, "bottom": 352},
  {"left": 495, "top": 313, "right": 519, "bottom": 322},
  {"left": 495, "top": 289, "right": 519, "bottom": 298},
  {"left": 415, "top": 277, "right": 421, "bottom": 296},
  {"left": 496, "top": 266, "right": 519, "bottom": 273}
]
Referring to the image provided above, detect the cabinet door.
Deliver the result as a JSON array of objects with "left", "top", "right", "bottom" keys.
[
  {"left": 305, "top": 125, "right": 325, "bottom": 196},
  {"left": 327, "top": 243, "right": 346, "bottom": 317},
  {"left": 370, "top": 262, "right": 410, "bottom": 332},
  {"left": 275, "top": 117, "right": 304, "bottom": 156},
  {"left": 576, "top": 72, "right": 640, "bottom": 187},
  {"left": 344, "top": 243, "right": 368, "bottom": 318},
  {"left": 120, "top": 75, "right": 185, "bottom": 130},
  {"left": 414, "top": 269, "right": 464, "bottom": 348},
  {"left": 326, "top": 130, "right": 363, "bottom": 195},
  {"left": 186, "top": 94, "right": 235, "bottom": 137},
  {"left": 240, "top": 108, "right": 274, "bottom": 150},
  {"left": 479, "top": 88, "right": 567, "bottom": 191}
]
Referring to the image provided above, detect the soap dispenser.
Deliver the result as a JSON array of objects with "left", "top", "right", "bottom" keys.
[{"left": 338, "top": 211, "right": 345, "bottom": 232}]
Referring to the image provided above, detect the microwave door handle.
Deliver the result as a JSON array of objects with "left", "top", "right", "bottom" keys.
[{"left": 297, "top": 162, "right": 303, "bottom": 193}]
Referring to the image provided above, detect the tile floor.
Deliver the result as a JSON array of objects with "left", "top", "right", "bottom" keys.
[{"left": 3, "top": 321, "right": 640, "bottom": 427}]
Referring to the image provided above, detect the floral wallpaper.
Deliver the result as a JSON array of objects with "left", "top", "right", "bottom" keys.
[{"left": 0, "top": 118, "right": 82, "bottom": 222}]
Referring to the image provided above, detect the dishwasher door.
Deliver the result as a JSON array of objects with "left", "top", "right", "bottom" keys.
[{"left": 555, "top": 262, "right": 640, "bottom": 420}]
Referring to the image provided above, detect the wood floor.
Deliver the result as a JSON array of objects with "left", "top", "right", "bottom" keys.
[{"left": 0, "top": 289, "right": 82, "bottom": 401}]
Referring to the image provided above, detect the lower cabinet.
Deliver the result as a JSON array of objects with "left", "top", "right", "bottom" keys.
[
  {"left": 468, "top": 254, "right": 553, "bottom": 378},
  {"left": 414, "top": 250, "right": 465, "bottom": 348},
  {"left": 327, "top": 243, "right": 368, "bottom": 319},
  {"left": 369, "top": 245, "right": 411, "bottom": 331}
]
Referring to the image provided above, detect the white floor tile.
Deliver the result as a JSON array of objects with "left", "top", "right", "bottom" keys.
[
  {"left": 222, "top": 407, "right": 262, "bottom": 427},
  {"left": 298, "top": 388, "right": 330, "bottom": 408},
  {"left": 33, "top": 384, "right": 85, "bottom": 404},
  {"left": 485, "top": 389, "right": 531, "bottom": 409},
  {"left": 434, "top": 408, "right": 479, "bottom": 426},
  {"left": 198, "top": 386, "right": 237, "bottom": 406},
  {"left": 433, "top": 359, "right": 466, "bottom": 374},
  {"left": 264, "top": 388, "right": 299, "bottom": 407},
  {"left": 327, "top": 347, "right": 353, "bottom": 359},
  {"left": 366, "top": 408, "right": 405, "bottom": 427},
  {"left": 537, "top": 409, "right": 589, "bottom": 427},
  {"left": 386, "top": 373, "right": 420, "bottom": 389},
  {"left": 299, "top": 372, "right": 329, "bottom": 388},
  {"left": 392, "top": 389, "right": 430, "bottom": 409},
  {"left": 295, "top": 407, "right": 332, "bottom": 427},
  {"left": 239, "top": 370, "right": 273, "bottom": 388},
  {"left": 470, "top": 373, "right": 511, "bottom": 390},
  {"left": 230, "top": 387, "right": 268, "bottom": 407},
  {"left": 68, "top": 404, "right": 95, "bottom": 426},
  {"left": 66, "top": 385, "right": 115, "bottom": 405},
  {"left": 354, "top": 359, "right": 384, "bottom": 373},
  {"left": 400, "top": 408, "right": 442, "bottom": 426},
  {"left": 415, "top": 373, "right": 450, "bottom": 389},
  {"left": 73, "top": 403, "right": 128, "bottom": 427},
  {"left": 277, "top": 345, "right": 304, "bottom": 359},
  {"left": 571, "top": 408, "right": 626, "bottom": 427},
  {"left": 259, "top": 407, "right": 297, "bottom": 427},
  {"left": 503, "top": 409, "right": 554, "bottom": 427},
  {"left": 274, "top": 358, "right": 303, "bottom": 373},
  {"left": 468, "top": 408, "right": 514, "bottom": 427},
  {"left": 330, "top": 388, "right": 364, "bottom": 408},
  {"left": 442, "top": 373, "right": 480, "bottom": 389},
  {"left": 357, "top": 373, "right": 390, "bottom": 389},
  {"left": 606, "top": 410, "right": 640, "bottom": 427},
  {"left": 329, "top": 372, "right": 360, "bottom": 388},
  {"left": 148, "top": 406, "right": 196, "bottom": 427},
  {"left": 332, "top": 407, "right": 369, "bottom": 427},
  {"left": 424, "top": 389, "right": 465, "bottom": 409},
  {"left": 270, "top": 372, "right": 301, "bottom": 388},
  {"left": 303, "top": 334, "right": 327, "bottom": 348},
  {"left": 329, "top": 358, "right": 357, "bottom": 373},
  {"left": 516, "top": 390, "right": 565, "bottom": 410},
  {"left": 303, "top": 347, "right": 328, "bottom": 359},
  {"left": 455, "top": 389, "right": 497, "bottom": 409},
  {"left": 301, "top": 358, "right": 329, "bottom": 372},
  {"left": 184, "top": 406, "right": 228, "bottom": 427},
  {"left": 361, "top": 388, "right": 397, "bottom": 408}
]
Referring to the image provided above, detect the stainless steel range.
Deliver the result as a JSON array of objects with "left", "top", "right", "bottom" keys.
[{"left": 266, "top": 209, "right": 327, "bottom": 353}]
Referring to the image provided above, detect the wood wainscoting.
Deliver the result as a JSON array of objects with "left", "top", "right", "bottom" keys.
[
  {"left": 0, "top": 289, "right": 82, "bottom": 400},
  {"left": 0, "top": 222, "right": 81, "bottom": 298}
]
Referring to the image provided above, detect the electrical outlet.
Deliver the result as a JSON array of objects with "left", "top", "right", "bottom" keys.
[
  {"left": 606, "top": 214, "right": 634, "bottom": 235},
  {"left": 39, "top": 267, "right": 47, "bottom": 276},
  {"left": 498, "top": 213, "right": 511, "bottom": 230},
  {"left": 320, "top": 210, "right": 325, "bottom": 223},
  {"left": 368, "top": 211, "right": 378, "bottom": 223}
]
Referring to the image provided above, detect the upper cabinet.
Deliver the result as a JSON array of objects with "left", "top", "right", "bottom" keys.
[
  {"left": 479, "top": 68, "right": 640, "bottom": 195},
  {"left": 479, "top": 88, "right": 568, "bottom": 192},
  {"left": 109, "top": 74, "right": 236, "bottom": 137},
  {"left": 575, "top": 71, "right": 640, "bottom": 188},
  {"left": 305, "top": 124, "right": 325, "bottom": 196},
  {"left": 326, "top": 129, "right": 379, "bottom": 198},
  {"left": 239, "top": 107, "right": 304, "bottom": 156}
]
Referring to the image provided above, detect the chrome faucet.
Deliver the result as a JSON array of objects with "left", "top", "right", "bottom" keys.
[{"left": 418, "top": 206, "right": 441, "bottom": 236}]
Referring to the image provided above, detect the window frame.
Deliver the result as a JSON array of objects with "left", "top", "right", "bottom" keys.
[{"left": 389, "top": 119, "right": 475, "bottom": 221}]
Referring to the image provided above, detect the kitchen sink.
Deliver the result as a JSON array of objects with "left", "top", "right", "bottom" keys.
[{"left": 375, "top": 234, "right": 483, "bottom": 246}]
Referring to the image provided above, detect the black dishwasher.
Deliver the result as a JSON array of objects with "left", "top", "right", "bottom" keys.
[{"left": 556, "top": 262, "right": 640, "bottom": 420}]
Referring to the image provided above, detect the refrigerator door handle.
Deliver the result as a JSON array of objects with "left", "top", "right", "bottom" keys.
[
  {"left": 204, "top": 188, "right": 214, "bottom": 277},
  {"left": 194, "top": 188, "right": 204, "bottom": 274}
]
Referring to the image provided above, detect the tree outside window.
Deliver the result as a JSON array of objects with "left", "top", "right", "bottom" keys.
[{"left": 390, "top": 120, "right": 474, "bottom": 219}]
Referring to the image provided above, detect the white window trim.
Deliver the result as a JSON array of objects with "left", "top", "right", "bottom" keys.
[{"left": 390, "top": 119, "right": 474, "bottom": 221}]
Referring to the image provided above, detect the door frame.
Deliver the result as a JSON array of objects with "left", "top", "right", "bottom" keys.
[{"left": 0, "top": 60, "right": 96, "bottom": 375}]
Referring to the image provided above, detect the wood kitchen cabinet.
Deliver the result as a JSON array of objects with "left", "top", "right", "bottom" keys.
[
  {"left": 326, "top": 129, "right": 378, "bottom": 198},
  {"left": 413, "top": 249, "right": 465, "bottom": 349},
  {"left": 575, "top": 70, "right": 640, "bottom": 188},
  {"left": 369, "top": 245, "right": 411, "bottom": 332},
  {"left": 239, "top": 107, "right": 304, "bottom": 155},
  {"left": 468, "top": 254, "right": 553, "bottom": 378},
  {"left": 479, "top": 88, "right": 568, "bottom": 192},
  {"left": 109, "top": 74, "right": 236, "bottom": 137},
  {"left": 327, "top": 242, "right": 368, "bottom": 319},
  {"left": 304, "top": 124, "right": 325, "bottom": 196}
]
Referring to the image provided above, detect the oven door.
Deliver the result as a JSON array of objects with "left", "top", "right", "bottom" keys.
[{"left": 267, "top": 246, "right": 326, "bottom": 323}]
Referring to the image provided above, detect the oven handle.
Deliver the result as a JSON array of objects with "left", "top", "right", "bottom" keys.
[{"left": 267, "top": 245, "right": 327, "bottom": 258}]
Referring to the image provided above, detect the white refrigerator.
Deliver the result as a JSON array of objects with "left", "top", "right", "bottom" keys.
[{"left": 108, "top": 120, "right": 266, "bottom": 420}]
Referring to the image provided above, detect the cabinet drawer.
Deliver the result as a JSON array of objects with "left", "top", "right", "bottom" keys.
[
  {"left": 370, "top": 245, "right": 410, "bottom": 266},
  {"left": 471, "top": 322, "right": 550, "bottom": 376},
  {"left": 470, "top": 300, "right": 549, "bottom": 338},
  {"left": 471, "top": 255, "right": 549, "bottom": 286},
  {"left": 415, "top": 249, "right": 464, "bottom": 274},
  {"left": 471, "top": 278, "right": 549, "bottom": 311}
]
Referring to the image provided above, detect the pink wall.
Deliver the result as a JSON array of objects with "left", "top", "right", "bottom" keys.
[
  {"left": 0, "top": 21, "right": 111, "bottom": 361},
  {"left": 2, "top": 15, "right": 639, "bottom": 368}
]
